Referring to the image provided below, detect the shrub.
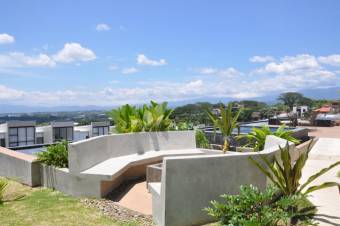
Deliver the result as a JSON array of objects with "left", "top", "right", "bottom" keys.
[
  {"left": 204, "top": 185, "right": 315, "bottom": 226},
  {"left": 195, "top": 130, "right": 209, "bottom": 149},
  {"left": 107, "top": 101, "right": 174, "bottom": 133},
  {"left": 37, "top": 141, "right": 69, "bottom": 168},
  {"left": 237, "top": 125, "right": 300, "bottom": 151},
  {"left": 249, "top": 141, "right": 340, "bottom": 196}
]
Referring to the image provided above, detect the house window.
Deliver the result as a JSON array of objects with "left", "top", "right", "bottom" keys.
[
  {"left": 8, "top": 127, "right": 35, "bottom": 147},
  {"left": 0, "top": 138, "right": 5, "bottom": 147},
  {"left": 53, "top": 127, "right": 73, "bottom": 142},
  {"left": 92, "top": 126, "right": 109, "bottom": 137}
]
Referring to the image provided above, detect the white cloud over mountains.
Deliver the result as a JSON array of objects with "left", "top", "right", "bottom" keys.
[
  {"left": 0, "top": 42, "right": 96, "bottom": 68},
  {"left": 0, "top": 33, "right": 15, "bottom": 44},
  {"left": 0, "top": 53, "right": 339, "bottom": 106}
]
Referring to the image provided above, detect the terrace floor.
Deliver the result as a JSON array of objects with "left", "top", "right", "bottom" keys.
[{"left": 300, "top": 126, "right": 340, "bottom": 226}]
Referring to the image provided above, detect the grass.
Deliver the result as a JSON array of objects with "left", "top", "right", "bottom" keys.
[{"left": 0, "top": 178, "right": 142, "bottom": 226}]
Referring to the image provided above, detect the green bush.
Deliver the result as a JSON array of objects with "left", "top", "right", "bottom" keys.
[
  {"left": 107, "top": 101, "right": 173, "bottom": 133},
  {"left": 204, "top": 185, "right": 315, "bottom": 226},
  {"left": 37, "top": 141, "right": 69, "bottom": 168},
  {"left": 195, "top": 130, "right": 209, "bottom": 149}
]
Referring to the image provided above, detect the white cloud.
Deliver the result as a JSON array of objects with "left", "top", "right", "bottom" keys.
[
  {"left": 255, "top": 54, "right": 319, "bottom": 74},
  {"left": 197, "top": 67, "right": 242, "bottom": 77},
  {"left": 0, "top": 52, "right": 55, "bottom": 67},
  {"left": 249, "top": 55, "right": 275, "bottom": 63},
  {"left": 0, "top": 85, "right": 23, "bottom": 99},
  {"left": 53, "top": 43, "right": 96, "bottom": 63},
  {"left": 137, "top": 54, "right": 167, "bottom": 66},
  {"left": 318, "top": 54, "right": 340, "bottom": 66},
  {"left": 96, "top": 23, "right": 111, "bottom": 31},
  {"left": 0, "top": 42, "right": 96, "bottom": 68},
  {"left": 0, "top": 33, "right": 15, "bottom": 44},
  {"left": 197, "top": 67, "right": 217, "bottom": 74},
  {"left": 122, "top": 67, "right": 138, "bottom": 74}
]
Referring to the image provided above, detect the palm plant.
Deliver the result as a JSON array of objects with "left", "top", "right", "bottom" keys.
[
  {"left": 207, "top": 103, "right": 241, "bottom": 153},
  {"left": 249, "top": 141, "right": 340, "bottom": 196},
  {"left": 237, "top": 125, "right": 300, "bottom": 151}
]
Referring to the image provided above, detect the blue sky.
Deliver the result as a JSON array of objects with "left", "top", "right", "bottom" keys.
[{"left": 0, "top": 0, "right": 339, "bottom": 106}]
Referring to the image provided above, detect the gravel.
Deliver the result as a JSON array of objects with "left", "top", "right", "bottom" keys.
[{"left": 81, "top": 198, "right": 155, "bottom": 226}]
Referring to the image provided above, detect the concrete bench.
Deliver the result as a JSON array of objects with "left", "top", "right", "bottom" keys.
[
  {"left": 67, "top": 131, "right": 206, "bottom": 196},
  {"left": 81, "top": 148, "right": 204, "bottom": 180}
]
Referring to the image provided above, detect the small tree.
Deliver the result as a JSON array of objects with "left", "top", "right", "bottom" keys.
[{"left": 207, "top": 103, "right": 241, "bottom": 153}]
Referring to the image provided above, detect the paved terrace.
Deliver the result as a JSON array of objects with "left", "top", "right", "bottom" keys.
[{"left": 299, "top": 126, "right": 340, "bottom": 226}]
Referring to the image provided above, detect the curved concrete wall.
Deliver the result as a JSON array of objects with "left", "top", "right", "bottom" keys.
[
  {"left": 68, "top": 131, "right": 196, "bottom": 175},
  {"left": 154, "top": 136, "right": 295, "bottom": 226}
]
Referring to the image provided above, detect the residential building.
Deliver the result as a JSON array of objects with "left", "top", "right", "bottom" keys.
[{"left": 0, "top": 121, "right": 36, "bottom": 148}]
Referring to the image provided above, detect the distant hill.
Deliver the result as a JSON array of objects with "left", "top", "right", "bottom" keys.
[{"left": 0, "top": 86, "right": 339, "bottom": 114}]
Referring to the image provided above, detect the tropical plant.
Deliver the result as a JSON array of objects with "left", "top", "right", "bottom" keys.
[
  {"left": 0, "top": 178, "right": 24, "bottom": 205},
  {"left": 107, "top": 104, "right": 143, "bottom": 133},
  {"left": 204, "top": 185, "right": 315, "bottom": 226},
  {"left": 37, "top": 141, "right": 69, "bottom": 168},
  {"left": 107, "top": 101, "right": 174, "bottom": 133},
  {"left": 237, "top": 125, "right": 300, "bottom": 151},
  {"left": 195, "top": 130, "right": 209, "bottom": 149},
  {"left": 206, "top": 103, "right": 241, "bottom": 153},
  {"left": 249, "top": 141, "right": 340, "bottom": 196},
  {"left": 140, "top": 101, "right": 174, "bottom": 132}
]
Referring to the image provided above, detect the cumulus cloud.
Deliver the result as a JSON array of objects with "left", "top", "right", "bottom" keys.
[
  {"left": 121, "top": 67, "right": 138, "bottom": 74},
  {"left": 249, "top": 55, "right": 275, "bottom": 63},
  {"left": 0, "top": 52, "right": 55, "bottom": 67},
  {"left": 96, "top": 23, "right": 111, "bottom": 31},
  {"left": 53, "top": 43, "right": 96, "bottom": 63},
  {"left": 0, "top": 33, "right": 15, "bottom": 44},
  {"left": 0, "top": 42, "right": 96, "bottom": 68},
  {"left": 137, "top": 54, "right": 167, "bottom": 66},
  {"left": 255, "top": 54, "right": 319, "bottom": 74},
  {"left": 318, "top": 54, "right": 340, "bottom": 66}
]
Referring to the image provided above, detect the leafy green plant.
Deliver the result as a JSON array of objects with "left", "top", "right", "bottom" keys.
[
  {"left": 195, "top": 130, "right": 209, "bottom": 149},
  {"left": 107, "top": 104, "right": 143, "bottom": 133},
  {"left": 107, "top": 101, "right": 174, "bottom": 133},
  {"left": 204, "top": 185, "right": 315, "bottom": 226},
  {"left": 37, "top": 141, "right": 69, "bottom": 168},
  {"left": 0, "top": 178, "right": 24, "bottom": 205},
  {"left": 249, "top": 142, "right": 340, "bottom": 196},
  {"left": 237, "top": 125, "right": 300, "bottom": 151},
  {"left": 207, "top": 103, "right": 241, "bottom": 153},
  {"left": 140, "top": 101, "right": 174, "bottom": 132}
]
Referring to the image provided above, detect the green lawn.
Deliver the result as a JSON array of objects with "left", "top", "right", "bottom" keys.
[{"left": 0, "top": 178, "right": 142, "bottom": 226}]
